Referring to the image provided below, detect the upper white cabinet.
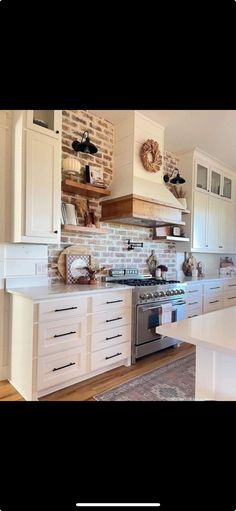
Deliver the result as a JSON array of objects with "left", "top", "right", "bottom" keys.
[
  {"left": 3, "top": 110, "right": 62, "bottom": 244},
  {"left": 195, "top": 155, "right": 233, "bottom": 201},
  {"left": 26, "top": 110, "right": 61, "bottom": 140},
  {"left": 176, "top": 148, "right": 236, "bottom": 254}
]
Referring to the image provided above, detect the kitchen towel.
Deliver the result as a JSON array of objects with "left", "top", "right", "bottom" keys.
[{"left": 155, "top": 303, "right": 173, "bottom": 333}]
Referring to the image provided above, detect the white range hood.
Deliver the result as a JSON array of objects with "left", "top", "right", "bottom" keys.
[{"left": 101, "top": 111, "right": 184, "bottom": 226}]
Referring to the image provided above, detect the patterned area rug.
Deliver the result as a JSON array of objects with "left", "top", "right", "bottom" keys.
[{"left": 94, "top": 353, "right": 195, "bottom": 401}]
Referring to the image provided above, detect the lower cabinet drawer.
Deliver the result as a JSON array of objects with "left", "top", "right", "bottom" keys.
[
  {"left": 91, "top": 324, "right": 131, "bottom": 352},
  {"left": 203, "top": 294, "right": 222, "bottom": 313},
  {"left": 37, "top": 347, "right": 87, "bottom": 391},
  {"left": 186, "top": 295, "right": 202, "bottom": 308},
  {"left": 223, "top": 293, "right": 236, "bottom": 308},
  {"left": 91, "top": 308, "right": 131, "bottom": 333},
  {"left": 90, "top": 341, "right": 131, "bottom": 372},
  {"left": 38, "top": 296, "right": 86, "bottom": 322},
  {"left": 37, "top": 317, "right": 86, "bottom": 356},
  {"left": 185, "top": 305, "right": 202, "bottom": 318}
]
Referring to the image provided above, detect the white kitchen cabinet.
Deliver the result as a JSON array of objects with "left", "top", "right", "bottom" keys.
[
  {"left": 192, "top": 191, "right": 208, "bottom": 250},
  {"left": 176, "top": 148, "right": 236, "bottom": 253},
  {"left": 0, "top": 111, "right": 11, "bottom": 242},
  {"left": 7, "top": 110, "right": 62, "bottom": 244},
  {"left": 9, "top": 288, "right": 132, "bottom": 400},
  {"left": 26, "top": 110, "right": 61, "bottom": 139}
]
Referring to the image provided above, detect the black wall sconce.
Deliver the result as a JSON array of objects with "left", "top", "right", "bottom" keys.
[
  {"left": 170, "top": 167, "right": 186, "bottom": 184},
  {"left": 127, "top": 239, "right": 144, "bottom": 251},
  {"left": 72, "top": 131, "right": 98, "bottom": 154}
]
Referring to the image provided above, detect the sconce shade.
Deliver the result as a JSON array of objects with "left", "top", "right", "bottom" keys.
[
  {"left": 170, "top": 169, "right": 186, "bottom": 184},
  {"left": 72, "top": 131, "right": 98, "bottom": 154}
]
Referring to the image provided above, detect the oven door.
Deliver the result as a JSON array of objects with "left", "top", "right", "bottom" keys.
[{"left": 136, "top": 299, "right": 185, "bottom": 345}]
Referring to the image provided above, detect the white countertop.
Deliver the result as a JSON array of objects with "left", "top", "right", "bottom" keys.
[
  {"left": 6, "top": 282, "right": 134, "bottom": 302},
  {"left": 156, "top": 306, "right": 236, "bottom": 355}
]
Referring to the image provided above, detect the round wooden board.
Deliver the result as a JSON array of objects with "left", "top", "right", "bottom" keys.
[{"left": 57, "top": 245, "right": 91, "bottom": 280}]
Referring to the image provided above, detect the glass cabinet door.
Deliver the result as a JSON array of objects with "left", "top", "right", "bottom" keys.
[
  {"left": 196, "top": 163, "right": 209, "bottom": 191},
  {"left": 26, "top": 110, "right": 61, "bottom": 138},
  {"left": 223, "top": 176, "right": 232, "bottom": 199},
  {"left": 211, "top": 170, "right": 221, "bottom": 196}
]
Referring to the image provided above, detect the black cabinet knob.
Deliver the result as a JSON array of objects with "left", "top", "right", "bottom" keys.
[
  {"left": 56, "top": 130, "right": 59, "bottom": 134},
  {"left": 54, "top": 230, "right": 58, "bottom": 234}
]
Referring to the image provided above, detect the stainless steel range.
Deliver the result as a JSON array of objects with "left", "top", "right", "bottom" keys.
[{"left": 105, "top": 269, "right": 186, "bottom": 363}]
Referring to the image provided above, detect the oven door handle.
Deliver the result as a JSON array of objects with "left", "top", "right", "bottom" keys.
[{"left": 139, "top": 300, "right": 186, "bottom": 312}]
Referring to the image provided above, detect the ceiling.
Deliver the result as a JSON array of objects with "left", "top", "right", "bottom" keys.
[{"left": 89, "top": 110, "right": 236, "bottom": 170}]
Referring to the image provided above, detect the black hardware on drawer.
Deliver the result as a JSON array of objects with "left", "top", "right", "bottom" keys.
[
  {"left": 209, "top": 300, "right": 219, "bottom": 304},
  {"left": 105, "top": 352, "right": 122, "bottom": 360},
  {"left": 52, "top": 362, "right": 76, "bottom": 372},
  {"left": 106, "top": 317, "right": 122, "bottom": 323},
  {"left": 106, "top": 334, "right": 122, "bottom": 340},
  {"left": 54, "top": 307, "right": 78, "bottom": 312},
  {"left": 189, "top": 290, "right": 198, "bottom": 293},
  {"left": 188, "top": 314, "right": 198, "bottom": 318},
  {"left": 210, "top": 286, "right": 220, "bottom": 290},
  {"left": 106, "top": 299, "right": 123, "bottom": 304},
  {"left": 229, "top": 284, "right": 236, "bottom": 287},
  {"left": 188, "top": 302, "right": 198, "bottom": 305},
  {"left": 53, "top": 331, "right": 76, "bottom": 338},
  {"left": 228, "top": 296, "right": 236, "bottom": 300}
]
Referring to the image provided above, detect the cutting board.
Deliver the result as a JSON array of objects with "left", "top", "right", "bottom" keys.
[{"left": 57, "top": 245, "right": 90, "bottom": 281}]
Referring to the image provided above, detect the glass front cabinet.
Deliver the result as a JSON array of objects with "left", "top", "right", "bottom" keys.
[
  {"left": 195, "top": 158, "right": 233, "bottom": 201},
  {"left": 26, "top": 110, "right": 61, "bottom": 139}
]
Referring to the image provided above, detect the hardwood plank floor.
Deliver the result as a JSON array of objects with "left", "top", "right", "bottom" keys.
[{"left": 0, "top": 342, "right": 195, "bottom": 401}]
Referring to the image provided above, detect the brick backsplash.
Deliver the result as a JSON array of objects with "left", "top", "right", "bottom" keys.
[{"left": 48, "top": 111, "right": 177, "bottom": 282}]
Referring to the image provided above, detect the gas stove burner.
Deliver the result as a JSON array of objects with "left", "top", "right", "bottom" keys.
[{"left": 112, "top": 278, "right": 180, "bottom": 287}]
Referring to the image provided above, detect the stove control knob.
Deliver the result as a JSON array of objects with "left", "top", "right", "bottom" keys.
[
  {"left": 180, "top": 289, "right": 185, "bottom": 294},
  {"left": 175, "top": 289, "right": 181, "bottom": 294},
  {"left": 140, "top": 294, "right": 146, "bottom": 300},
  {"left": 174, "top": 289, "right": 179, "bottom": 295},
  {"left": 166, "top": 290, "right": 171, "bottom": 296},
  {"left": 170, "top": 290, "right": 175, "bottom": 296},
  {"left": 159, "top": 291, "right": 165, "bottom": 297},
  {"left": 147, "top": 293, "right": 154, "bottom": 299},
  {"left": 154, "top": 292, "right": 159, "bottom": 298}
]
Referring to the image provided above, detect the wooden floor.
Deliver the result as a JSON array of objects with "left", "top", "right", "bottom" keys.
[{"left": 0, "top": 343, "right": 195, "bottom": 401}]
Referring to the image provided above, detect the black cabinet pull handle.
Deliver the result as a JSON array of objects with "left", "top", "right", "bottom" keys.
[
  {"left": 52, "top": 362, "right": 75, "bottom": 372},
  {"left": 54, "top": 307, "right": 78, "bottom": 312},
  {"left": 106, "top": 299, "right": 123, "bottom": 304},
  {"left": 229, "top": 284, "right": 236, "bottom": 287},
  {"left": 189, "top": 290, "right": 198, "bottom": 293},
  {"left": 54, "top": 230, "right": 58, "bottom": 234},
  {"left": 188, "top": 314, "right": 198, "bottom": 318},
  {"left": 209, "top": 300, "right": 219, "bottom": 304},
  {"left": 188, "top": 302, "right": 198, "bottom": 305},
  {"left": 106, "top": 334, "right": 122, "bottom": 341},
  {"left": 53, "top": 331, "right": 76, "bottom": 338},
  {"left": 105, "top": 352, "right": 122, "bottom": 360},
  {"left": 227, "top": 296, "right": 236, "bottom": 300},
  {"left": 106, "top": 317, "right": 122, "bottom": 323},
  {"left": 210, "top": 286, "right": 220, "bottom": 290}
]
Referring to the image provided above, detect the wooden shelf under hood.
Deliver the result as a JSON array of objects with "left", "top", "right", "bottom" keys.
[{"left": 101, "top": 194, "right": 185, "bottom": 227}]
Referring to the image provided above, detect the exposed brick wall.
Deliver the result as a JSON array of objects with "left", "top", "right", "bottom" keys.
[
  {"left": 48, "top": 111, "right": 177, "bottom": 282},
  {"left": 163, "top": 151, "right": 179, "bottom": 179}
]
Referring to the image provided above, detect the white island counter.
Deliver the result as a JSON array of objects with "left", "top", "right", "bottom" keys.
[{"left": 156, "top": 307, "right": 236, "bottom": 401}]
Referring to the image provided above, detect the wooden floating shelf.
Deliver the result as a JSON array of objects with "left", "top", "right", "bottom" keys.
[
  {"left": 62, "top": 179, "right": 111, "bottom": 198},
  {"left": 153, "top": 236, "right": 190, "bottom": 242},
  {"left": 62, "top": 224, "right": 107, "bottom": 234}
]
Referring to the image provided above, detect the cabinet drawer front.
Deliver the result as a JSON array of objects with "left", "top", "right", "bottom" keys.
[
  {"left": 91, "top": 324, "right": 131, "bottom": 352},
  {"left": 185, "top": 304, "right": 202, "bottom": 318},
  {"left": 203, "top": 282, "right": 223, "bottom": 294},
  {"left": 38, "top": 297, "right": 86, "bottom": 322},
  {"left": 91, "top": 308, "right": 131, "bottom": 333},
  {"left": 91, "top": 341, "right": 131, "bottom": 372},
  {"left": 38, "top": 317, "right": 86, "bottom": 356},
  {"left": 223, "top": 278, "right": 236, "bottom": 291},
  {"left": 203, "top": 294, "right": 222, "bottom": 313},
  {"left": 37, "top": 347, "right": 87, "bottom": 391},
  {"left": 186, "top": 295, "right": 202, "bottom": 308},
  {"left": 223, "top": 292, "right": 236, "bottom": 308},
  {"left": 186, "top": 284, "right": 202, "bottom": 296},
  {"left": 91, "top": 291, "right": 132, "bottom": 312}
]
